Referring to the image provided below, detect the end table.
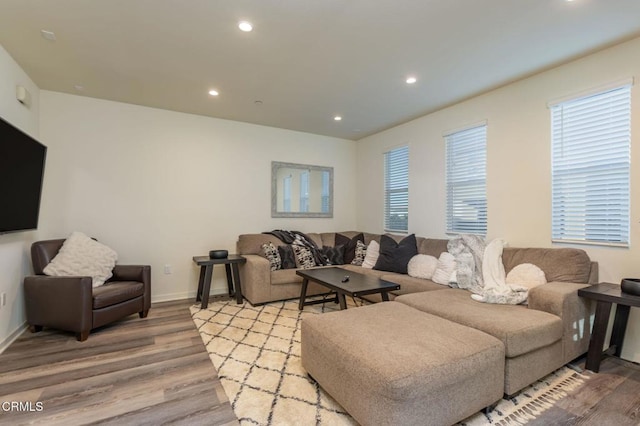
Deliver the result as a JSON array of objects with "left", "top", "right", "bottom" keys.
[
  {"left": 578, "top": 282, "right": 640, "bottom": 372},
  {"left": 193, "top": 255, "right": 246, "bottom": 309}
]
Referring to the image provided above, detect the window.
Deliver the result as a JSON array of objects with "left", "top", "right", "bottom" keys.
[
  {"left": 445, "top": 124, "right": 487, "bottom": 235},
  {"left": 384, "top": 146, "right": 409, "bottom": 232},
  {"left": 550, "top": 83, "right": 631, "bottom": 246}
]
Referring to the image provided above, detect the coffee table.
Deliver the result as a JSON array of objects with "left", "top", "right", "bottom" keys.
[{"left": 297, "top": 267, "right": 400, "bottom": 310}]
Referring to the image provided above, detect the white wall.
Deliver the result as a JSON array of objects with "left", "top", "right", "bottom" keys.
[
  {"left": 0, "top": 44, "right": 41, "bottom": 351},
  {"left": 356, "top": 36, "right": 640, "bottom": 362},
  {"left": 39, "top": 91, "right": 357, "bottom": 302}
]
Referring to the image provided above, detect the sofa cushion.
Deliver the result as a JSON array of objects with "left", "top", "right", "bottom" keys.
[
  {"left": 381, "top": 274, "right": 448, "bottom": 295},
  {"left": 506, "top": 263, "right": 547, "bottom": 290},
  {"left": 293, "top": 244, "right": 316, "bottom": 269},
  {"left": 93, "top": 281, "right": 144, "bottom": 309},
  {"left": 43, "top": 231, "right": 118, "bottom": 288},
  {"left": 502, "top": 247, "right": 591, "bottom": 284},
  {"left": 277, "top": 245, "right": 296, "bottom": 269},
  {"left": 416, "top": 237, "right": 449, "bottom": 258},
  {"left": 335, "top": 233, "right": 364, "bottom": 264},
  {"left": 361, "top": 240, "right": 379, "bottom": 268},
  {"left": 408, "top": 254, "right": 438, "bottom": 279},
  {"left": 261, "top": 242, "right": 281, "bottom": 271},
  {"left": 322, "top": 245, "right": 344, "bottom": 265},
  {"left": 395, "top": 289, "right": 563, "bottom": 357},
  {"left": 374, "top": 234, "right": 418, "bottom": 274},
  {"left": 271, "top": 269, "right": 304, "bottom": 285}
]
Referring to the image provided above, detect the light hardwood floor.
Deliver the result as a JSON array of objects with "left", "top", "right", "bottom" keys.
[
  {"left": 0, "top": 299, "right": 237, "bottom": 426},
  {"left": 1, "top": 298, "right": 639, "bottom": 425}
]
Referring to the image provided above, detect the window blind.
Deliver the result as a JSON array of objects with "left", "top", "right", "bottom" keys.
[
  {"left": 445, "top": 125, "right": 487, "bottom": 235},
  {"left": 384, "top": 146, "right": 409, "bottom": 233},
  {"left": 551, "top": 84, "right": 631, "bottom": 246}
]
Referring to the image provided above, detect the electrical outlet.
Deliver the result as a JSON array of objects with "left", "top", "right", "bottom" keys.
[{"left": 164, "top": 264, "right": 172, "bottom": 274}]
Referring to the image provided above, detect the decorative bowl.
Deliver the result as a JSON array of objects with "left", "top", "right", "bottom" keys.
[
  {"left": 209, "top": 249, "right": 229, "bottom": 259},
  {"left": 621, "top": 278, "right": 640, "bottom": 296}
]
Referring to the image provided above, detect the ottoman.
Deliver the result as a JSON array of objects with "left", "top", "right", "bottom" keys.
[{"left": 301, "top": 301, "right": 505, "bottom": 426}]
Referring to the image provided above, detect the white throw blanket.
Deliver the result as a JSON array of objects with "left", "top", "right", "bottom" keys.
[
  {"left": 471, "top": 238, "right": 529, "bottom": 305},
  {"left": 447, "top": 234, "right": 486, "bottom": 295}
]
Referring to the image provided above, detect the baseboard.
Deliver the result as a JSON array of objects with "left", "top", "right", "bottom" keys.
[
  {"left": 0, "top": 322, "right": 27, "bottom": 354},
  {"left": 151, "top": 288, "right": 229, "bottom": 304}
]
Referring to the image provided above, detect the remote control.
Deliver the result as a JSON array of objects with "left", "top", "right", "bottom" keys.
[{"left": 341, "top": 276, "right": 350, "bottom": 282}]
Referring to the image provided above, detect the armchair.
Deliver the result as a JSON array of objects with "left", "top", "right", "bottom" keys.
[{"left": 24, "top": 238, "right": 151, "bottom": 341}]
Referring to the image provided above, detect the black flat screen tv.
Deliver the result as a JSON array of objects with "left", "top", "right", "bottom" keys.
[{"left": 0, "top": 115, "right": 47, "bottom": 233}]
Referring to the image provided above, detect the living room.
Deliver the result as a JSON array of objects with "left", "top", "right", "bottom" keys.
[{"left": 1, "top": 1, "right": 640, "bottom": 424}]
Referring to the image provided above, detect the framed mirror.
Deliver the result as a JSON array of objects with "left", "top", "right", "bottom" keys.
[{"left": 271, "top": 161, "right": 333, "bottom": 218}]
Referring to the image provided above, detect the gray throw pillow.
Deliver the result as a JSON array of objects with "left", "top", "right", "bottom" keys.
[
  {"left": 321, "top": 244, "right": 345, "bottom": 265},
  {"left": 278, "top": 245, "right": 297, "bottom": 269}
]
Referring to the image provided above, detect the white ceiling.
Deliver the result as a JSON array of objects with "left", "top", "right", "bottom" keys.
[{"left": 1, "top": 1, "right": 640, "bottom": 140}]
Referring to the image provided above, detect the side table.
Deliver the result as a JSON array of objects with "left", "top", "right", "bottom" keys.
[
  {"left": 578, "top": 282, "right": 640, "bottom": 372},
  {"left": 193, "top": 255, "right": 246, "bottom": 309}
]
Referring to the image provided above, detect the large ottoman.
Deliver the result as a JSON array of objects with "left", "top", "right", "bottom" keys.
[{"left": 301, "top": 302, "right": 505, "bottom": 426}]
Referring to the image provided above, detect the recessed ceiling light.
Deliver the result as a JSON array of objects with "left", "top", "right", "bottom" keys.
[
  {"left": 334, "top": 116, "right": 342, "bottom": 121},
  {"left": 238, "top": 21, "right": 253, "bottom": 32},
  {"left": 40, "top": 30, "right": 56, "bottom": 41},
  {"left": 208, "top": 89, "right": 219, "bottom": 96},
  {"left": 406, "top": 76, "right": 417, "bottom": 84}
]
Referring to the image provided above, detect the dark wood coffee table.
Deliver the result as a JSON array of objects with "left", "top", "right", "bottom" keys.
[{"left": 297, "top": 267, "right": 400, "bottom": 310}]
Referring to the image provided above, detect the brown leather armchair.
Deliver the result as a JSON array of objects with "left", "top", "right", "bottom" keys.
[{"left": 24, "top": 238, "right": 151, "bottom": 341}]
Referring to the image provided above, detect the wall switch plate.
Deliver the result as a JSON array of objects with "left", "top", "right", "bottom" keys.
[{"left": 164, "top": 264, "right": 172, "bottom": 274}]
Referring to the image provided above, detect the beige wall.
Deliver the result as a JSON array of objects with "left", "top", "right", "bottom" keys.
[
  {"left": 38, "top": 91, "right": 357, "bottom": 302},
  {"left": 356, "top": 36, "right": 640, "bottom": 362},
  {"left": 0, "top": 44, "right": 41, "bottom": 351}
]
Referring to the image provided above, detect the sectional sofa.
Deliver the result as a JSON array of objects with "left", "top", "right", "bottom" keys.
[{"left": 236, "top": 231, "right": 597, "bottom": 425}]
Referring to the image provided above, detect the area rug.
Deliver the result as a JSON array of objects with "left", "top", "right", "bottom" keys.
[{"left": 190, "top": 298, "right": 590, "bottom": 426}]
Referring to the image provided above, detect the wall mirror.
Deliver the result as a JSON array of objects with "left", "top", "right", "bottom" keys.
[{"left": 271, "top": 161, "right": 333, "bottom": 218}]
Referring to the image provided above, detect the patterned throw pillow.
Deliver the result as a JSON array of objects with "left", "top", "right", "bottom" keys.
[
  {"left": 292, "top": 244, "right": 316, "bottom": 269},
  {"left": 351, "top": 240, "right": 367, "bottom": 266},
  {"left": 261, "top": 242, "right": 281, "bottom": 271},
  {"left": 278, "top": 245, "right": 297, "bottom": 269},
  {"left": 321, "top": 244, "right": 344, "bottom": 265}
]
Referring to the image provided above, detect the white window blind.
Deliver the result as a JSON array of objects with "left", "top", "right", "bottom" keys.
[
  {"left": 551, "top": 84, "right": 631, "bottom": 246},
  {"left": 384, "top": 146, "right": 409, "bottom": 233},
  {"left": 445, "top": 125, "right": 487, "bottom": 235}
]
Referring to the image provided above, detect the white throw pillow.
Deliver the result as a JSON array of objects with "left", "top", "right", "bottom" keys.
[
  {"left": 361, "top": 240, "right": 380, "bottom": 269},
  {"left": 407, "top": 254, "right": 438, "bottom": 279},
  {"left": 506, "top": 263, "right": 547, "bottom": 290},
  {"left": 43, "top": 231, "right": 118, "bottom": 288},
  {"left": 432, "top": 252, "right": 457, "bottom": 285}
]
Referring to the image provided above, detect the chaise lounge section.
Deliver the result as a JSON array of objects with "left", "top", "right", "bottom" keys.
[{"left": 237, "top": 230, "right": 597, "bottom": 422}]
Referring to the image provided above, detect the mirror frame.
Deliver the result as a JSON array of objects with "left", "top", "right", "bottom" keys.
[{"left": 271, "top": 161, "right": 334, "bottom": 218}]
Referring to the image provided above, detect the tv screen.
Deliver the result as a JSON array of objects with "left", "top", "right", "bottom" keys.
[{"left": 0, "top": 116, "right": 47, "bottom": 233}]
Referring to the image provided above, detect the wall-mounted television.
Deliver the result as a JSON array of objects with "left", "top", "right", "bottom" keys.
[{"left": 0, "top": 115, "right": 47, "bottom": 233}]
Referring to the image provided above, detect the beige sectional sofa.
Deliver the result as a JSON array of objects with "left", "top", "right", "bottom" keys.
[{"left": 237, "top": 230, "right": 597, "bottom": 424}]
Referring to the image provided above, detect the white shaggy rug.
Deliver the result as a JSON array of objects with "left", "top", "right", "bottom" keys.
[{"left": 190, "top": 298, "right": 589, "bottom": 426}]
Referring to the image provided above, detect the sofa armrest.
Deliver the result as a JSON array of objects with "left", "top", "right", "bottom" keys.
[
  {"left": 528, "top": 281, "right": 594, "bottom": 362},
  {"left": 111, "top": 265, "right": 151, "bottom": 310},
  {"left": 238, "top": 254, "right": 271, "bottom": 304},
  {"left": 23, "top": 275, "right": 93, "bottom": 333}
]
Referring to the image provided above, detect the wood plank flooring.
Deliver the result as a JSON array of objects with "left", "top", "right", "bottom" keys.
[
  {"left": 0, "top": 299, "right": 237, "bottom": 426},
  {"left": 1, "top": 298, "right": 639, "bottom": 425}
]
